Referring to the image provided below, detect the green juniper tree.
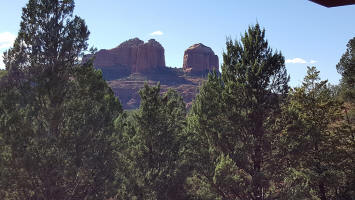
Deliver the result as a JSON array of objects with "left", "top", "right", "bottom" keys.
[
  {"left": 335, "top": 37, "right": 355, "bottom": 199},
  {"left": 337, "top": 37, "right": 355, "bottom": 102},
  {"left": 183, "top": 72, "right": 230, "bottom": 200},
  {"left": 336, "top": 37, "right": 354, "bottom": 155},
  {"left": 0, "top": 0, "right": 122, "bottom": 199},
  {"left": 185, "top": 24, "right": 289, "bottom": 200},
  {"left": 114, "top": 84, "right": 187, "bottom": 200},
  {"left": 279, "top": 66, "right": 355, "bottom": 200}
]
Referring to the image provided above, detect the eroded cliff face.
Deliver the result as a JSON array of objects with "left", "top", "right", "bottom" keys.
[
  {"left": 183, "top": 43, "right": 219, "bottom": 74},
  {"left": 92, "top": 38, "right": 165, "bottom": 74},
  {"left": 133, "top": 39, "right": 165, "bottom": 73}
]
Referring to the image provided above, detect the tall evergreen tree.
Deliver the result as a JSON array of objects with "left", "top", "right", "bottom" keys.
[
  {"left": 336, "top": 37, "right": 354, "bottom": 149},
  {"left": 184, "top": 72, "right": 231, "bottom": 200},
  {"left": 337, "top": 37, "right": 355, "bottom": 102},
  {"left": 279, "top": 66, "right": 355, "bottom": 200},
  {"left": 3, "top": 0, "right": 90, "bottom": 136},
  {"left": 114, "top": 84, "right": 187, "bottom": 200},
  {"left": 186, "top": 24, "right": 289, "bottom": 200},
  {"left": 0, "top": 0, "right": 122, "bottom": 199}
]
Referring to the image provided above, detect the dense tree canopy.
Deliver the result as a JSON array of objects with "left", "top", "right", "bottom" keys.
[
  {"left": 0, "top": 0, "right": 121, "bottom": 199},
  {"left": 337, "top": 37, "right": 355, "bottom": 102},
  {"left": 278, "top": 66, "right": 355, "bottom": 200},
  {"left": 114, "top": 84, "right": 187, "bottom": 200}
]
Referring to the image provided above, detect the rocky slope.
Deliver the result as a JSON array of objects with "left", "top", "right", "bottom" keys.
[{"left": 108, "top": 69, "right": 206, "bottom": 109}]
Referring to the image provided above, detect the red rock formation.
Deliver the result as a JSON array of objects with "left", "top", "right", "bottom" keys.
[
  {"left": 92, "top": 38, "right": 143, "bottom": 68},
  {"left": 183, "top": 43, "right": 219, "bottom": 73},
  {"left": 134, "top": 39, "right": 165, "bottom": 73},
  {"left": 92, "top": 38, "right": 165, "bottom": 73}
]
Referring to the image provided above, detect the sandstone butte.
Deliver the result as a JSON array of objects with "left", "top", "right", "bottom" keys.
[
  {"left": 183, "top": 43, "right": 219, "bottom": 74},
  {"left": 89, "top": 38, "right": 219, "bottom": 109},
  {"left": 93, "top": 38, "right": 165, "bottom": 73}
]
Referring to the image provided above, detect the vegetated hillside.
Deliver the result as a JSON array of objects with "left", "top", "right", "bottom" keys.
[
  {"left": 107, "top": 67, "right": 206, "bottom": 109},
  {"left": 0, "top": 70, "right": 7, "bottom": 78}
]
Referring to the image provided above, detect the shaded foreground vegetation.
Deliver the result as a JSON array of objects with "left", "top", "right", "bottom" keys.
[{"left": 0, "top": 0, "right": 354, "bottom": 199}]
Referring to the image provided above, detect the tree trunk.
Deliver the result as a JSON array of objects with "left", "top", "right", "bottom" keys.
[
  {"left": 253, "top": 123, "right": 263, "bottom": 200},
  {"left": 319, "top": 182, "right": 327, "bottom": 200},
  {"left": 253, "top": 144, "right": 262, "bottom": 200}
]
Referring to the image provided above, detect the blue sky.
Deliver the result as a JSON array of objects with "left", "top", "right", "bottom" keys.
[{"left": 1, "top": 0, "right": 354, "bottom": 86}]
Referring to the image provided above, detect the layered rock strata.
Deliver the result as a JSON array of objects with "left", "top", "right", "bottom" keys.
[
  {"left": 183, "top": 43, "right": 219, "bottom": 73},
  {"left": 92, "top": 38, "right": 165, "bottom": 74}
]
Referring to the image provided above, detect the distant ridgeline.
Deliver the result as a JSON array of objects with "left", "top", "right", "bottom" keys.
[{"left": 83, "top": 38, "right": 219, "bottom": 109}]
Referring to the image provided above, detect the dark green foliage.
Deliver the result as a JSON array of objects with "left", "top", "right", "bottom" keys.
[
  {"left": 279, "top": 67, "right": 355, "bottom": 200},
  {"left": 337, "top": 37, "right": 355, "bottom": 102},
  {"left": 114, "top": 83, "right": 187, "bottom": 200},
  {"left": 0, "top": 63, "right": 122, "bottom": 200},
  {"left": 183, "top": 72, "right": 228, "bottom": 200},
  {"left": 185, "top": 24, "right": 289, "bottom": 200},
  {"left": 0, "top": 0, "right": 122, "bottom": 199},
  {"left": 336, "top": 37, "right": 355, "bottom": 153}
]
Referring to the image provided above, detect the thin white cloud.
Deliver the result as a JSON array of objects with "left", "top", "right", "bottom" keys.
[
  {"left": 150, "top": 30, "right": 163, "bottom": 36},
  {"left": 286, "top": 58, "right": 318, "bottom": 64},
  {"left": 0, "top": 32, "right": 16, "bottom": 49},
  {"left": 286, "top": 58, "right": 307, "bottom": 64}
]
